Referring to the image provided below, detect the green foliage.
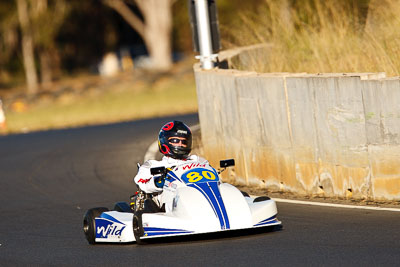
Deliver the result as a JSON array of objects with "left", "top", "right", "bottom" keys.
[
  {"left": 0, "top": 2, "right": 18, "bottom": 66},
  {"left": 172, "top": 0, "right": 264, "bottom": 52},
  {"left": 30, "top": 0, "right": 70, "bottom": 49},
  {"left": 172, "top": 1, "right": 192, "bottom": 53},
  {"left": 0, "top": 0, "right": 293, "bottom": 88}
]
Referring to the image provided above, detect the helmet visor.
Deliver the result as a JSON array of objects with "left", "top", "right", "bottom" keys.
[{"left": 168, "top": 137, "right": 189, "bottom": 146}]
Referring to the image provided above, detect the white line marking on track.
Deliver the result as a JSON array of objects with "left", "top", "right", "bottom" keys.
[{"left": 272, "top": 198, "right": 400, "bottom": 212}]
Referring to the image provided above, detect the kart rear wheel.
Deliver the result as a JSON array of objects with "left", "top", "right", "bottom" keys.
[
  {"left": 83, "top": 207, "right": 109, "bottom": 245},
  {"left": 253, "top": 196, "right": 271, "bottom": 202}
]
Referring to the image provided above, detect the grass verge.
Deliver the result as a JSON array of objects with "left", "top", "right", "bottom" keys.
[{"left": 3, "top": 73, "right": 198, "bottom": 134}]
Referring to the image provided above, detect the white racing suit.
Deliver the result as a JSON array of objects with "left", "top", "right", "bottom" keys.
[{"left": 134, "top": 155, "right": 208, "bottom": 210}]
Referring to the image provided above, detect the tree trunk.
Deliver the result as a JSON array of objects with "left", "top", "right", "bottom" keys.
[
  {"left": 34, "top": 0, "right": 53, "bottom": 87},
  {"left": 39, "top": 49, "right": 52, "bottom": 87},
  {"left": 139, "top": 0, "right": 173, "bottom": 71},
  {"left": 104, "top": 0, "right": 173, "bottom": 71},
  {"left": 16, "top": 0, "right": 39, "bottom": 95}
]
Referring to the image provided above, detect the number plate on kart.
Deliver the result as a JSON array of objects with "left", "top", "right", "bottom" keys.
[{"left": 181, "top": 168, "right": 219, "bottom": 184}]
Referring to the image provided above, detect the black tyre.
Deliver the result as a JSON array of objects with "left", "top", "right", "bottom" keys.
[
  {"left": 240, "top": 190, "right": 250, "bottom": 197},
  {"left": 143, "top": 199, "right": 161, "bottom": 213},
  {"left": 253, "top": 196, "right": 271, "bottom": 202},
  {"left": 83, "top": 207, "right": 109, "bottom": 244},
  {"left": 132, "top": 213, "right": 146, "bottom": 245},
  {"left": 113, "top": 202, "right": 131, "bottom": 212}
]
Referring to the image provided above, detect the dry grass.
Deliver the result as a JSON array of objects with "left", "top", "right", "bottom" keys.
[{"left": 225, "top": 0, "right": 400, "bottom": 76}]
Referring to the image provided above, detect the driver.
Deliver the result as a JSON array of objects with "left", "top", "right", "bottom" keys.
[{"left": 134, "top": 121, "right": 208, "bottom": 201}]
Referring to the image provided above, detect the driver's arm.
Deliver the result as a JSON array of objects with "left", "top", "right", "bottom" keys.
[{"left": 134, "top": 160, "right": 164, "bottom": 193}]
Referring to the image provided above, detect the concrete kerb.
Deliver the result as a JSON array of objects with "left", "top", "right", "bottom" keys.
[{"left": 144, "top": 124, "right": 400, "bottom": 212}]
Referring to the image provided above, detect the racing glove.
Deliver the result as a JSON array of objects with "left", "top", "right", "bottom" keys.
[{"left": 154, "top": 175, "right": 165, "bottom": 188}]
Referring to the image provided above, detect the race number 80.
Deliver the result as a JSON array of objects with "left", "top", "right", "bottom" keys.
[
  {"left": 182, "top": 168, "right": 219, "bottom": 184},
  {"left": 187, "top": 170, "right": 216, "bottom": 183}
]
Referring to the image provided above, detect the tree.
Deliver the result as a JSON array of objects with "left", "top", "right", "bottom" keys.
[
  {"left": 15, "top": 0, "right": 69, "bottom": 93},
  {"left": 16, "top": 0, "right": 38, "bottom": 94},
  {"left": 30, "top": 0, "right": 68, "bottom": 87},
  {"left": 103, "top": 0, "right": 173, "bottom": 71},
  {"left": 0, "top": 2, "right": 19, "bottom": 85}
]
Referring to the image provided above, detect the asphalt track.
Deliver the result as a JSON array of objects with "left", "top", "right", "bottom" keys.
[{"left": 1, "top": 113, "right": 400, "bottom": 266}]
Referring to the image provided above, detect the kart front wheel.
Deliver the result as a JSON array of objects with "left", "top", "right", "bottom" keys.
[
  {"left": 132, "top": 213, "right": 146, "bottom": 245},
  {"left": 83, "top": 207, "right": 109, "bottom": 245}
]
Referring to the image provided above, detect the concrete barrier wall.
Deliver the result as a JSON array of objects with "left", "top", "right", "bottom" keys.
[{"left": 194, "top": 54, "right": 400, "bottom": 200}]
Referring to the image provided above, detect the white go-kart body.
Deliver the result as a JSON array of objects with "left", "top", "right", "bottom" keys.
[{"left": 85, "top": 161, "right": 281, "bottom": 244}]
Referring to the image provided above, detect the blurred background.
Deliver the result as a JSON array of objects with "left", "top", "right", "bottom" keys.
[
  {"left": 0, "top": 0, "right": 398, "bottom": 134},
  {"left": 0, "top": 0, "right": 265, "bottom": 133}
]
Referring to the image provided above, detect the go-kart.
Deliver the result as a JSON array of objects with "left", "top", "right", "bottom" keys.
[{"left": 83, "top": 159, "right": 282, "bottom": 244}]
